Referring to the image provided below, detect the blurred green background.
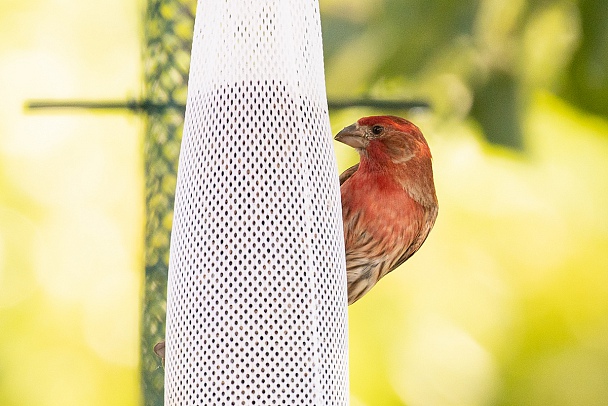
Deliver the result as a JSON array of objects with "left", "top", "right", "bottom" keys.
[{"left": 1, "top": 0, "right": 607, "bottom": 405}]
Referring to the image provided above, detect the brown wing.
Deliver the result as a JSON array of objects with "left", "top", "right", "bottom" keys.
[
  {"left": 390, "top": 203, "right": 438, "bottom": 271},
  {"left": 339, "top": 163, "right": 359, "bottom": 185}
]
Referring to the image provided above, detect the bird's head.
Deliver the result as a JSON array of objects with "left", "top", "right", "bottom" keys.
[{"left": 334, "top": 115, "right": 431, "bottom": 165}]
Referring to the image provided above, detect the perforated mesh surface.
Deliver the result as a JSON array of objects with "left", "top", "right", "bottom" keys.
[{"left": 164, "top": 1, "right": 349, "bottom": 404}]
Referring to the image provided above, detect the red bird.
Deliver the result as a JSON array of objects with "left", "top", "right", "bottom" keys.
[{"left": 335, "top": 115, "right": 438, "bottom": 305}]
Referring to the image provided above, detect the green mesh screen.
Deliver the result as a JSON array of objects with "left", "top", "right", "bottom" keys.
[{"left": 141, "top": 0, "right": 195, "bottom": 404}]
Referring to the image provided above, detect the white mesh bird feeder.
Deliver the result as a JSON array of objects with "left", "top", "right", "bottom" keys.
[{"left": 163, "top": 0, "right": 349, "bottom": 404}]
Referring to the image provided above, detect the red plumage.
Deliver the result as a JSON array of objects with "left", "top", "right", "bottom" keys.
[{"left": 335, "top": 115, "right": 438, "bottom": 304}]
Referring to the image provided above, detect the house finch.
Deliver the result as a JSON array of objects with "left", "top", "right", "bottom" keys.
[
  {"left": 154, "top": 115, "right": 437, "bottom": 362},
  {"left": 335, "top": 115, "right": 438, "bottom": 304}
]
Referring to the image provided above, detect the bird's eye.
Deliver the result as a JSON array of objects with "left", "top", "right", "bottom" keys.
[{"left": 371, "top": 125, "right": 384, "bottom": 135}]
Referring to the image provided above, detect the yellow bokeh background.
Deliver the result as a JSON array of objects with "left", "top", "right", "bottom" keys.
[
  {"left": 0, "top": 0, "right": 143, "bottom": 405},
  {"left": 340, "top": 95, "right": 608, "bottom": 405},
  {"left": 1, "top": 0, "right": 608, "bottom": 405}
]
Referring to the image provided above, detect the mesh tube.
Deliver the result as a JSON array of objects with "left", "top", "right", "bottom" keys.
[{"left": 164, "top": 0, "right": 349, "bottom": 404}]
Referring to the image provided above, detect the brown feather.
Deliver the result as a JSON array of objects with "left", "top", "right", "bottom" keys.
[{"left": 339, "top": 163, "right": 359, "bottom": 185}]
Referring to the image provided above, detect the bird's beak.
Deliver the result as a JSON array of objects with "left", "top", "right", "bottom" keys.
[{"left": 334, "top": 123, "right": 369, "bottom": 149}]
